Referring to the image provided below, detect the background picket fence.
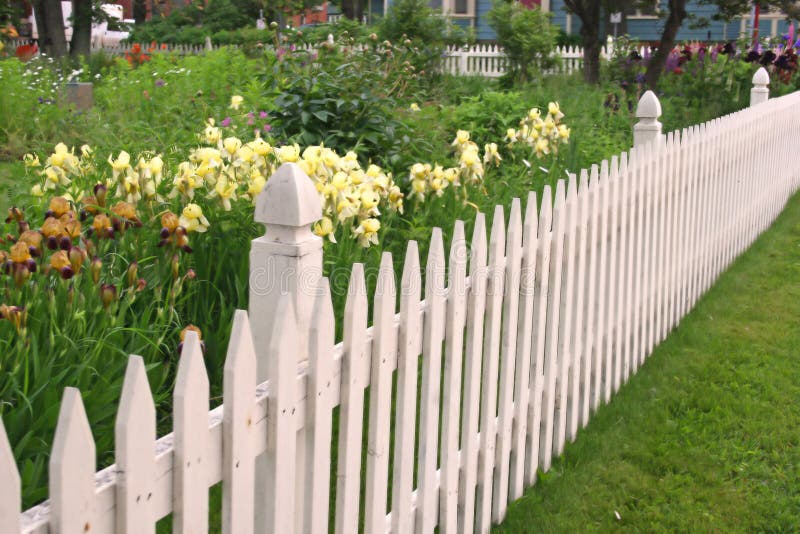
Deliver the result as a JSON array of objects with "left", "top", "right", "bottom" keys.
[
  {"left": 6, "top": 37, "right": 635, "bottom": 78},
  {"left": 3, "top": 70, "right": 799, "bottom": 534}
]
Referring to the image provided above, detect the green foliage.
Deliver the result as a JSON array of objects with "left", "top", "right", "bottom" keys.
[{"left": 487, "top": 0, "right": 560, "bottom": 83}]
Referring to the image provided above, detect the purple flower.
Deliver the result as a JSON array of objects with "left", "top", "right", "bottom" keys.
[
  {"left": 221, "top": 117, "right": 232, "bottom": 127},
  {"left": 155, "top": 78, "right": 165, "bottom": 87},
  {"left": 263, "top": 124, "right": 272, "bottom": 132},
  {"left": 635, "top": 72, "right": 646, "bottom": 84},
  {"left": 794, "top": 38, "right": 800, "bottom": 49},
  {"left": 247, "top": 112, "right": 254, "bottom": 119},
  {"left": 247, "top": 118, "right": 255, "bottom": 125},
  {"left": 259, "top": 111, "right": 268, "bottom": 119}
]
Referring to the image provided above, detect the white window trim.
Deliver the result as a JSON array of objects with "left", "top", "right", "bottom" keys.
[{"left": 442, "top": 0, "right": 476, "bottom": 18}]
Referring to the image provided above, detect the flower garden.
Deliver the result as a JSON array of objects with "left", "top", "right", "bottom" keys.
[{"left": 1, "top": 21, "right": 799, "bottom": 512}]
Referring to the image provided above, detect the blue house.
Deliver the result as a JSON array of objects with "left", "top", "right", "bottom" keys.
[{"left": 368, "top": 0, "right": 795, "bottom": 43}]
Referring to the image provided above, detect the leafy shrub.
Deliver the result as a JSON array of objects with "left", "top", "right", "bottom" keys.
[{"left": 487, "top": 0, "right": 559, "bottom": 83}]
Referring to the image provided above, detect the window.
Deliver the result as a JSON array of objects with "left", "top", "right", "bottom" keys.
[
  {"left": 429, "top": 0, "right": 474, "bottom": 16},
  {"left": 626, "top": 1, "right": 659, "bottom": 19}
]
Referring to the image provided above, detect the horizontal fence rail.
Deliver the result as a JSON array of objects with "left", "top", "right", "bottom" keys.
[{"left": 3, "top": 80, "right": 800, "bottom": 534}]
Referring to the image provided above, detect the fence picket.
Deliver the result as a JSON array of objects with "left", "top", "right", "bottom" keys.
[
  {"left": 475, "top": 206, "right": 506, "bottom": 534},
  {"left": 440, "top": 221, "right": 468, "bottom": 534},
  {"left": 554, "top": 178, "right": 578, "bottom": 456},
  {"left": 365, "top": 255, "right": 397, "bottom": 534},
  {"left": 392, "top": 242, "right": 422, "bottom": 534},
  {"left": 335, "top": 265, "right": 369, "bottom": 534},
  {"left": 568, "top": 170, "right": 590, "bottom": 440},
  {"left": 621, "top": 148, "right": 638, "bottom": 394},
  {"left": 0, "top": 417, "right": 19, "bottom": 534},
  {"left": 605, "top": 153, "right": 636, "bottom": 403},
  {"left": 509, "top": 192, "right": 538, "bottom": 500},
  {"left": 526, "top": 186, "right": 553, "bottom": 486},
  {"left": 457, "top": 214, "right": 488, "bottom": 534},
  {"left": 596, "top": 157, "right": 620, "bottom": 412},
  {"left": 581, "top": 166, "right": 599, "bottom": 425},
  {"left": 50, "top": 388, "right": 95, "bottom": 534},
  {"left": 265, "top": 296, "right": 299, "bottom": 533},
  {"left": 115, "top": 355, "right": 157, "bottom": 534},
  {"left": 305, "top": 279, "right": 335, "bottom": 534},
  {"left": 417, "top": 228, "right": 446, "bottom": 533},
  {"left": 222, "top": 310, "right": 257, "bottom": 534},
  {"left": 173, "top": 331, "right": 210, "bottom": 533},
  {"left": 540, "top": 180, "right": 566, "bottom": 472},
  {"left": 493, "top": 198, "right": 523, "bottom": 522}
]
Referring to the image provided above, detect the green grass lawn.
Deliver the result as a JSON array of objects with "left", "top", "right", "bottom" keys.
[
  {"left": 0, "top": 161, "right": 19, "bottom": 212},
  {"left": 494, "top": 191, "right": 800, "bottom": 532}
]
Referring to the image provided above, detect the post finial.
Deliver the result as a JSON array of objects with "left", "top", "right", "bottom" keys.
[
  {"left": 255, "top": 163, "right": 322, "bottom": 244},
  {"left": 633, "top": 90, "right": 663, "bottom": 147},
  {"left": 750, "top": 67, "right": 769, "bottom": 106}
]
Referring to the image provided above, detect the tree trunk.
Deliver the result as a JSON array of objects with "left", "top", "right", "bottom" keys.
[
  {"left": 341, "top": 0, "right": 364, "bottom": 21},
  {"left": 579, "top": 3, "right": 601, "bottom": 84},
  {"left": 34, "top": 0, "right": 68, "bottom": 57},
  {"left": 70, "top": 0, "right": 92, "bottom": 59},
  {"left": 134, "top": 0, "right": 147, "bottom": 25},
  {"left": 644, "top": 0, "right": 687, "bottom": 90}
]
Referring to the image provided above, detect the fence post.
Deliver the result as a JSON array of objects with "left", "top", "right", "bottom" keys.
[
  {"left": 633, "top": 90, "right": 663, "bottom": 148},
  {"left": 250, "top": 162, "right": 322, "bottom": 530},
  {"left": 750, "top": 67, "right": 769, "bottom": 106}
]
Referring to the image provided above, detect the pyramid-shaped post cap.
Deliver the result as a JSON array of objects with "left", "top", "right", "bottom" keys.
[
  {"left": 752, "top": 67, "right": 769, "bottom": 85},
  {"left": 636, "top": 90, "right": 662, "bottom": 119},
  {"left": 255, "top": 163, "right": 322, "bottom": 227}
]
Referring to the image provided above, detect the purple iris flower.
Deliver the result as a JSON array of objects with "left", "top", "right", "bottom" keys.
[{"left": 155, "top": 78, "right": 165, "bottom": 87}]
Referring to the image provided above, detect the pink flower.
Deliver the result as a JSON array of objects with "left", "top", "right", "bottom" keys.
[{"left": 221, "top": 117, "right": 232, "bottom": 127}]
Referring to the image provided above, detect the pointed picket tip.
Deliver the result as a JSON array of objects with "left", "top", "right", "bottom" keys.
[
  {"left": 270, "top": 294, "right": 299, "bottom": 358},
  {"left": 488, "top": 205, "right": 506, "bottom": 262},
  {"left": 50, "top": 387, "right": 95, "bottom": 532},
  {"left": 0, "top": 416, "right": 20, "bottom": 533},
  {"left": 376, "top": 252, "right": 397, "bottom": 309},
  {"left": 117, "top": 355, "right": 154, "bottom": 432},
  {"left": 470, "top": 213, "right": 488, "bottom": 274},
  {"left": 554, "top": 179, "right": 567, "bottom": 209},
  {"left": 401, "top": 240, "right": 421, "bottom": 294},
  {"left": 539, "top": 185, "right": 553, "bottom": 228},
  {"left": 255, "top": 162, "right": 322, "bottom": 227},
  {"left": 346, "top": 263, "right": 368, "bottom": 311},
  {"left": 449, "top": 220, "right": 467, "bottom": 274},
  {"left": 524, "top": 192, "right": 538, "bottom": 233},
  {"left": 619, "top": 151, "right": 628, "bottom": 175},
  {"left": 579, "top": 170, "right": 590, "bottom": 195},
  {"left": 176, "top": 331, "right": 209, "bottom": 398},
  {"left": 508, "top": 198, "right": 523, "bottom": 246},
  {"left": 752, "top": 66, "right": 769, "bottom": 85},
  {"left": 311, "top": 277, "right": 334, "bottom": 337},
  {"left": 426, "top": 227, "right": 446, "bottom": 301},
  {"left": 225, "top": 309, "right": 257, "bottom": 376},
  {"left": 636, "top": 90, "right": 662, "bottom": 119}
]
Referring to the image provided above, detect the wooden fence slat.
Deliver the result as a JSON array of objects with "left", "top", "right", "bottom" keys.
[
  {"left": 621, "top": 148, "right": 638, "bottom": 396},
  {"left": 0, "top": 416, "right": 19, "bottom": 534},
  {"left": 222, "top": 310, "right": 257, "bottom": 534},
  {"left": 365, "top": 254, "right": 397, "bottom": 534},
  {"left": 392, "top": 241, "right": 422, "bottom": 534},
  {"left": 600, "top": 156, "right": 616, "bottom": 407},
  {"left": 631, "top": 142, "right": 649, "bottom": 379},
  {"left": 539, "top": 180, "right": 566, "bottom": 473},
  {"left": 475, "top": 205, "right": 506, "bottom": 534},
  {"left": 305, "top": 279, "right": 335, "bottom": 534},
  {"left": 417, "top": 228, "right": 446, "bottom": 534},
  {"left": 115, "top": 355, "right": 157, "bottom": 534},
  {"left": 457, "top": 214, "right": 488, "bottom": 534},
  {"left": 173, "top": 331, "right": 210, "bottom": 533},
  {"left": 526, "top": 186, "right": 552, "bottom": 486},
  {"left": 554, "top": 177, "right": 578, "bottom": 457},
  {"left": 335, "top": 265, "right": 369, "bottom": 534},
  {"left": 50, "top": 387, "right": 95, "bottom": 534},
  {"left": 509, "top": 192, "right": 538, "bottom": 500},
  {"left": 605, "top": 148, "right": 636, "bottom": 403},
  {"left": 568, "top": 169, "right": 590, "bottom": 441},
  {"left": 265, "top": 296, "right": 299, "bottom": 533},
  {"left": 440, "top": 221, "right": 468, "bottom": 534},
  {"left": 493, "top": 198, "right": 523, "bottom": 522},
  {"left": 581, "top": 166, "right": 599, "bottom": 426}
]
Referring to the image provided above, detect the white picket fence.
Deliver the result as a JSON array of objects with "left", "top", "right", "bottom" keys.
[
  {"left": 440, "top": 43, "right": 620, "bottom": 77},
  {"left": 3, "top": 71, "right": 800, "bottom": 534},
  {"left": 6, "top": 38, "right": 233, "bottom": 56}
]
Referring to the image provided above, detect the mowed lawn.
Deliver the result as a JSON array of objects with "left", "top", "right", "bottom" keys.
[{"left": 495, "top": 191, "right": 800, "bottom": 532}]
